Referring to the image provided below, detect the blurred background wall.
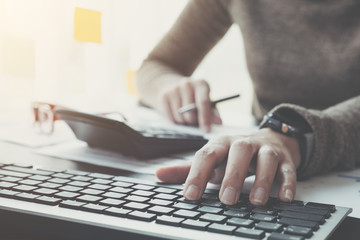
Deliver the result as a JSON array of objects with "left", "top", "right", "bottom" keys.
[{"left": 0, "top": 0, "right": 253, "bottom": 124}]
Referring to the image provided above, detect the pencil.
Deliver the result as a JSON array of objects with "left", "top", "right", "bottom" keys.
[{"left": 178, "top": 94, "right": 240, "bottom": 114}]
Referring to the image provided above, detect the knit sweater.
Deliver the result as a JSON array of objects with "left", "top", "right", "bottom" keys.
[{"left": 136, "top": 0, "right": 360, "bottom": 179}]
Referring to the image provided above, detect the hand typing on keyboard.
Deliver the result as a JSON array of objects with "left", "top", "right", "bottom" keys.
[{"left": 156, "top": 128, "right": 301, "bottom": 206}]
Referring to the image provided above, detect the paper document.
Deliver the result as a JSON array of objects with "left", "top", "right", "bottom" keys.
[
  {"left": 35, "top": 140, "right": 191, "bottom": 175},
  {"left": 0, "top": 121, "right": 74, "bottom": 148}
]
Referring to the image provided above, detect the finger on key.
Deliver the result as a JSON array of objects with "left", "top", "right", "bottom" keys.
[
  {"left": 156, "top": 164, "right": 191, "bottom": 184},
  {"left": 277, "top": 162, "right": 297, "bottom": 202},
  {"left": 184, "top": 137, "right": 231, "bottom": 201},
  {"left": 249, "top": 146, "right": 279, "bottom": 205},
  {"left": 219, "top": 139, "right": 257, "bottom": 205}
]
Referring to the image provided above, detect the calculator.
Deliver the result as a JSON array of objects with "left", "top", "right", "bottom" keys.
[{"left": 55, "top": 108, "right": 208, "bottom": 159}]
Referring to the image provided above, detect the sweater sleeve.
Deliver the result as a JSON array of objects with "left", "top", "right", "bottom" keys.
[
  {"left": 135, "top": 0, "right": 232, "bottom": 108},
  {"left": 269, "top": 95, "right": 360, "bottom": 180}
]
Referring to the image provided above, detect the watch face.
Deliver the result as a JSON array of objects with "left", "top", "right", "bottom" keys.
[{"left": 281, "top": 123, "right": 290, "bottom": 134}]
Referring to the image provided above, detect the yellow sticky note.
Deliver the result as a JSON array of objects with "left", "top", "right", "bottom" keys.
[
  {"left": 74, "top": 7, "right": 102, "bottom": 43},
  {"left": 126, "top": 70, "right": 138, "bottom": 95}
]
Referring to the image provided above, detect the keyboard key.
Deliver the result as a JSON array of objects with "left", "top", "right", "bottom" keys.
[
  {"left": 123, "top": 202, "right": 150, "bottom": 211},
  {"left": 55, "top": 191, "right": 80, "bottom": 200},
  {"left": 227, "top": 218, "right": 255, "bottom": 228},
  {"left": 59, "top": 200, "right": 85, "bottom": 209},
  {"left": 252, "top": 207, "right": 277, "bottom": 215},
  {"left": 226, "top": 204, "right": 252, "bottom": 212},
  {"left": 208, "top": 223, "right": 236, "bottom": 235},
  {"left": 255, "top": 221, "right": 283, "bottom": 232},
  {"left": 234, "top": 227, "right": 265, "bottom": 239},
  {"left": 132, "top": 184, "right": 154, "bottom": 191},
  {"left": 148, "top": 206, "right": 175, "bottom": 215},
  {"left": 173, "top": 202, "right": 198, "bottom": 210},
  {"left": 71, "top": 176, "right": 93, "bottom": 182},
  {"left": 104, "top": 207, "right": 131, "bottom": 217},
  {"left": 90, "top": 178, "right": 113, "bottom": 185},
  {"left": 80, "top": 189, "right": 104, "bottom": 196},
  {"left": 0, "top": 181, "right": 17, "bottom": 189},
  {"left": 38, "top": 182, "right": 61, "bottom": 189},
  {"left": 59, "top": 185, "right": 83, "bottom": 192},
  {"left": 284, "top": 225, "right": 313, "bottom": 237},
  {"left": 76, "top": 194, "right": 103, "bottom": 203},
  {"left": 278, "top": 210, "right": 325, "bottom": 223},
  {"left": 88, "top": 184, "right": 112, "bottom": 191},
  {"left": 0, "top": 169, "right": 30, "bottom": 178},
  {"left": 199, "top": 213, "right": 227, "bottom": 223},
  {"left": 33, "top": 188, "right": 58, "bottom": 196},
  {"left": 48, "top": 178, "right": 70, "bottom": 185},
  {"left": 305, "top": 202, "right": 336, "bottom": 213},
  {"left": 15, "top": 192, "right": 40, "bottom": 201},
  {"left": 28, "top": 175, "right": 51, "bottom": 181},
  {"left": 156, "top": 215, "right": 185, "bottom": 226},
  {"left": 99, "top": 198, "right": 125, "bottom": 207},
  {"left": 175, "top": 190, "right": 184, "bottom": 196},
  {"left": 110, "top": 187, "right": 133, "bottom": 194},
  {"left": 202, "top": 199, "right": 223, "bottom": 208},
  {"left": 197, "top": 206, "right": 222, "bottom": 214},
  {"left": 154, "top": 193, "right": 178, "bottom": 201},
  {"left": 275, "top": 200, "right": 304, "bottom": 207},
  {"left": 148, "top": 198, "right": 173, "bottom": 206},
  {"left": 102, "top": 192, "right": 126, "bottom": 199},
  {"left": 268, "top": 232, "right": 304, "bottom": 240},
  {"left": 272, "top": 204, "right": 330, "bottom": 217},
  {"left": 111, "top": 180, "right": 133, "bottom": 188},
  {"left": 124, "top": 195, "right": 149, "bottom": 203},
  {"left": 181, "top": 219, "right": 210, "bottom": 230},
  {"left": 68, "top": 181, "right": 91, "bottom": 187},
  {"left": 153, "top": 187, "right": 177, "bottom": 194},
  {"left": 250, "top": 213, "right": 276, "bottom": 222},
  {"left": 223, "top": 209, "right": 250, "bottom": 218},
  {"left": 173, "top": 209, "right": 200, "bottom": 219},
  {"left": 52, "top": 173, "right": 73, "bottom": 179},
  {"left": 132, "top": 190, "right": 156, "bottom": 197},
  {"left": 128, "top": 211, "right": 156, "bottom": 222},
  {"left": 176, "top": 197, "right": 200, "bottom": 204},
  {"left": 35, "top": 196, "right": 62, "bottom": 205},
  {"left": 19, "top": 179, "right": 42, "bottom": 186},
  {"left": 1, "top": 176, "right": 21, "bottom": 182},
  {"left": 13, "top": 184, "right": 37, "bottom": 192},
  {"left": 81, "top": 203, "right": 108, "bottom": 213},
  {"left": 278, "top": 217, "right": 319, "bottom": 230},
  {"left": 201, "top": 193, "right": 219, "bottom": 200},
  {"left": 0, "top": 189, "right": 19, "bottom": 198}
]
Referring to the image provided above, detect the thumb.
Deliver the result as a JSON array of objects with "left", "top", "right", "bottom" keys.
[{"left": 156, "top": 164, "right": 191, "bottom": 184}]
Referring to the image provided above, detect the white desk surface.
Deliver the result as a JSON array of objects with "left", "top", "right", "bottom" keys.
[{"left": 1, "top": 97, "right": 359, "bottom": 218}]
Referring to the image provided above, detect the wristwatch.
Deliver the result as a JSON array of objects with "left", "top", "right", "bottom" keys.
[
  {"left": 259, "top": 111, "right": 314, "bottom": 178},
  {"left": 259, "top": 113, "right": 303, "bottom": 137}
]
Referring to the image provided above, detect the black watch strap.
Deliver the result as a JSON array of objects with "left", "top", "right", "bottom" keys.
[{"left": 259, "top": 113, "right": 302, "bottom": 137}]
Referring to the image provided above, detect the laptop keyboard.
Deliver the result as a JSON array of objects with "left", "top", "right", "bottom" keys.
[{"left": 0, "top": 163, "right": 349, "bottom": 240}]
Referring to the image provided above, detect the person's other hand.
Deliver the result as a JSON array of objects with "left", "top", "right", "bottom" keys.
[
  {"left": 157, "top": 78, "right": 222, "bottom": 132},
  {"left": 156, "top": 128, "right": 301, "bottom": 205}
]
